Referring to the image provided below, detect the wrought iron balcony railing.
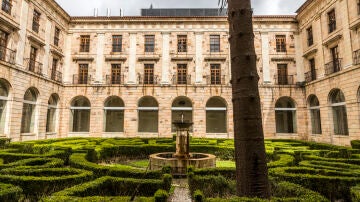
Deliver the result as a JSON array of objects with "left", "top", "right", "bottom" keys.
[
  {"left": 73, "top": 74, "right": 91, "bottom": 85},
  {"left": 353, "top": 49, "right": 360, "bottom": 65},
  {"left": 274, "top": 75, "right": 294, "bottom": 85},
  {"left": 305, "top": 70, "right": 317, "bottom": 83},
  {"left": 137, "top": 74, "right": 159, "bottom": 85},
  {"left": 106, "top": 74, "right": 124, "bottom": 85},
  {"left": 171, "top": 74, "right": 191, "bottom": 85},
  {"left": 325, "top": 58, "right": 342, "bottom": 75},
  {"left": 206, "top": 75, "right": 226, "bottom": 85},
  {"left": 0, "top": 45, "right": 15, "bottom": 64},
  {"left": 51, "top": 70, "right": 62, "bottom": 83},
  {"left": 24, "top": 58, "right": 43, "bottom": 76}
]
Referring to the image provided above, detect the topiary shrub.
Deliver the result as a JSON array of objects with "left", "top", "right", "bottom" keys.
[
  {"left": 0, "top": 183, "right": 23, "bottom": 201},
  {"left": 193, "top": 189, "right": 204, "bottom": 202},
  {"left": 352, "top": 140, "right": 360, "bottom": 149},
  {"left": 154, "top": 189, "right": 168, "bottom": 202},
  {"left": 351, "top": 184, "right": 360, "bottom": 202}
]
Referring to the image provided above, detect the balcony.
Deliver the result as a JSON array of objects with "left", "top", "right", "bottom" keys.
[
  {"left": 305, "top": 70, "right": 317, "bottom": 83},
  {"left": 24, "top": 58, "right": 43, "bottom": 76},
  {"left": 1, "top": 0, "right": 11, "bottom": 14},
  {"left": 274, "top": 75, "right": 294, "bottom": 85},
  {"left": 325, "top": 58, "right": 342, "bottom": 75},
  {"left": 0, "top": 46, "right": 15, "bottom": 64},
  {"left": 73, "top": 74, "right": 91, "bottom": 85},
  {"left": 353, "top": 49, "right": 360, "bottom": 65},
  {"left": 51, "top": 70, "right": 62, "bottom": 83},
  {"left": 206, "top": 75, "right": 226, "bottom": 85},
  {"left": 171, "top": 74, "right": 191, "bottom": 85},
  {"left": 137, "top": 74, "right": 159, "bottom": 85},
  {"left": 106, "top": 74, "right": 124, "bottom": 85}
]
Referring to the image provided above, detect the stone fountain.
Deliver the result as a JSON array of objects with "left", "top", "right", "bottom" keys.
[{"left": 149, "top": 113, "right": 216, "bottom": 176}]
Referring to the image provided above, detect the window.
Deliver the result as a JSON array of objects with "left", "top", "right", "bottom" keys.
[
  {"left": 145, "top": 35, "right": 155, "bottom": 52},
  {"left": 104, "top": 96, "right": 124, "bottom": 132},
  {"left": 29, "top": 46, "right": 37, "bottom": 72},
  {"left": 309, "top": 58, "right": 316, "bottom": 81},
  {"left": 177, "top": 64, "right": 188, "bottom": 84},
  {"left": 138, "top": 96, "right": 158, "bottom": 133},
  {"left": 177, "top": 35, "right": 187, "bottom": 52},
  {"left": 1, "top": 0, "right": 12, "bottom": 14},
  {"left": 0, "top": 30, "right": 8, "bottom": 61},
  {"left": 80, "top": 35, "right": 90, "bottom": 52},
  {"left": 32, "top": 10, "right": 41, "bottom": 33},
  {"left": 276, "top": 35, "right": 286, "bottom": 52},
  {"left": 328, "top": 9, "right": 336, "bottom": 33},
  {"left": 307, "top": 26, "right": 313, "bottom": 46},
  {"left": 144, "top": 64, "right": 154, "bottom": 84},
  {"left": 206, "top": 97, "right": 227, "bottom": 133},
  {"left": 308, "top": 95, "right": 322, "bottom": 134},
  {"left": 171, "top": 97, "right": 193, "bottom": 132},
  {"left": 51, "top": 58, "right": 58, "bottom": 81},
  {"left": 275, "top": 97, "right": 297, "bottom": 133},
  {"left": 78, "top": 64, "right": 88, "bottom": 84},
  {"left": 70, "top": 96, "right": 90, "bottom": 132},
  {"left": 111, "top": 64, "right": 121, "bottom": 84},
  {"left": 46, "top": 94, "right": 58, "bottom": 133},
  {"left": 358, "top": 0, "right": 360, "bottom": 15},
  {"left": 0, "top": 80, "right": 9, "bottom": 135},
  {"left": 21, "top": 88, "right": 38, "bottom": 133},
  {"left": 112, "top": 35, "right": 122, "bottom": 52},
  {"left": 277, "top": 64, "right": 289, "bottom": 85},
  {"left": 54, "top": 27, "right": 60, "bottom": 46},
  {"left": 210, "top": 35, "right": 220, "bottom": 52},
  {"left": 210, "top": 64, "right": 221, "bottom": 84},
  {"left": 330, "top": 45, "right": 341, "bottom": 73},
  {"left": 329, "top": 89, "right": 349, "bottom": 135}
]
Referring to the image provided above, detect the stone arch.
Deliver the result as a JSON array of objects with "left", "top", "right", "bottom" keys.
[
  {"left": 104, "top": 96, "right": 125, "bottom": 132},
  {"left": 206, "top": 96, "right": 227, "bottom": 133},
  {"left": 328, "top": 89, "right": 348, "bottom": 135},
  {"left": 275, "top": 96, "right": 297, "bottom": 133}
]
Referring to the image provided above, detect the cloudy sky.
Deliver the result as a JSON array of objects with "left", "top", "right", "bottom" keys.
[{"left": 55, "top": 0, "right": 306, "bottom": 16}]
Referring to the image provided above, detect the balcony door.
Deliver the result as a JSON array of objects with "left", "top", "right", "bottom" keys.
[
  {"left": 0, "top": 30, "right": 8, "bottom": 61},
  {"left": 29, "top": 46, "right": 37, "bottom": 72},
  {"left": 330, "top": 46, "right": 339, "bottom": 72},
  {"left": 277, "top": 64, "right": 288, "bottom": 85}
]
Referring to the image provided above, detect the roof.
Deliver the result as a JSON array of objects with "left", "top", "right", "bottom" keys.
[{"left": 296, "top": 0, "right": 315, "bottom": 14}]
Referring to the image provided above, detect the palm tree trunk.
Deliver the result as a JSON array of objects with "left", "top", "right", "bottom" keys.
[{"left": 228, "top": 0, "right": 270, "bottom": 198}]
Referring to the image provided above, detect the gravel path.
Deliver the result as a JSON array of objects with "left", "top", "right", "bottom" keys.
[{"left": 169, "top": 178, "right": 192, "bottom": 202}]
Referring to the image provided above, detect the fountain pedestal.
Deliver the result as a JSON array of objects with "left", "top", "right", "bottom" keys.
[{"left": 173, "top": 122, "right": 192, "bottom": 158}]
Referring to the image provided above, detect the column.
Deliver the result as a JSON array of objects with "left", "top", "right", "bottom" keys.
[
  {"left": 42, "top": 17, "right": 52, "bottom": 76},
  {"left": 195, "top": 32, "right": 203, "bottom": 84},
  {"left": 261, "top": 32, "right": 271, "bottom": 83},
  {"left": 161, "top": 32, "right": 170, "bottom": 84},
  {"left": 342, "top": 0, "right": 353, "bottom": 68},
  {"left": 96, "top": 33, "right": 105, "bottom": 83},
  {"left": 294, "top": 32, "right": 304, "bottom": 82},
  {"left": 16, "top": 0, "right": 29, "bottom": 67},
  {"left": 127, "top": 32, "right": 137, "bottom": 84},
  {"left": 63, "top": 33, "right": 73, "bottom": 84}
]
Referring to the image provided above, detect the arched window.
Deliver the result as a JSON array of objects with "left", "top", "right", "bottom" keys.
[
  {"left": 329, "top": 89, "right": 349, "bottom": 135},
  {"left": 70, "top": 96, "right": 91, "bottom": 132},
  {"left": 46, "top": 94, "right": 59, "bottom": 133},
  {"left": 308, "top": 95, "right": 322, "bottom": 134},
  {"left": 138, "top": 96, "right": 158, "bottom": 133},
  {"left": 171, "top": 97, "right": 192, "bottom": 132},
  {"left": 21, "top": 88, "right": 38, "bottom": 133},
  {"left": 104, "top": 96, "right": 124, "bottom": 132},
  {"left": 206, "top": 97, "right": 227, "bottom": 133},
  {"left": 275, "top": 97, "right": 297, "bottom": 133},
  {"left": 0, "top": 80, "right": 9, "bottom": 134}
]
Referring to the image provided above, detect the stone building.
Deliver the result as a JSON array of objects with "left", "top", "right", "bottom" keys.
[{"left": 0, "top": 0, "right": 359, "bottom": 145}]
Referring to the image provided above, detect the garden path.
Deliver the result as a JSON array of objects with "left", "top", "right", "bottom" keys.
[{"left": 169, "top": 178, "right": 192, "bottom": 202}]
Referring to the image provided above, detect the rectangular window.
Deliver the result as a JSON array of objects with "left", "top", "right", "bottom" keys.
[
  {"left": 358, "top": 0, "right": 360, "bottom": 15},
  {"left": 210, "top": 35, "right": 220, "bottom": 52},
  {"left": 144, "top": 64, "right": 154, "bottom": 84},
  {"left": 145, "top": 35, "right": 155, "bottom": 52},
  {"left": 309, "top": 58, "right": 316, "bottom": 81},
  {"left": 29, "top": 46, "right": 37, "bottom": 72},
  {"left": 111, "top": 64, "right": 121, "bottom": 84},
  {"left": 54, "top": 27, "right": 60, "bottom": 46},
  {"left": 328, "top": 9, "right": 336, "bottom": 33},
  {"left": 1, "top": 0, "right": 11, "bottom": 14},
  {"left": 276, "top": 35, "right": 287, "bottom": 52},
  {"left": 80, "top": 35, "right": 90, "bottom": 52},
  {"left": 32, "top": 10, "right": 41, "bottom": 33},
  {"left": 307, "top": 26, "right": 313, "bottom": 46},
  {"left": 112, "top": 35, "right": 122, "bottom": 52},
  {"left": 177, "top": 64, "right": 187, "bottom": 84},
  {"left": 0, "top": 30, "right": 8, "bottom": 61},
  {"left": 330, "top": 45, "right": 340, "bottom": 72},
  {"left": 51, "top": 58, "right": 58, "bottom": 80},
  {"left": 177, "top": 35, "right": 187, "bottom": 52},
  {"left": 210, "top": 64, "right": 221, "bottom": 84},
  {"left": 277, "top": 64, "right": 288, "bottom": 85},
  {"left": 78, "top": 64, "right": 88, "bottom": 84}
]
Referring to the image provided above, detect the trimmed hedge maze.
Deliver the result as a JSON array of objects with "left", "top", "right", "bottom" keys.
[{"left": 0, "top": 138, "right": 359, "bottom": 201}]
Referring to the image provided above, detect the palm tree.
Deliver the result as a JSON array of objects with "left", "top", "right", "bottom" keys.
[{"left": 220, "top": 0, "right": 270, "bottom": 198}]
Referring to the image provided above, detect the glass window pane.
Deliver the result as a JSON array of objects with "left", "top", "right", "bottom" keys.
[
  {"left": 21, "top": 103, "right": 35, "bottom": 133},
  {"left": 0, "top": 100, "right": 6, "bottom": 134},
  {"left": 310, "top": 109, "right": 322, "bottom": 134},
  {"left": 275, "top": 110, "right": 297, "bottom": 133},
  {"left": 105, "top": 110, "right": 124, "bottom": 132},
  {"left": 71, "top": 109, "right": 90, "bottom": 132},
  {"left": 138, "top": 111, "right": 158, "bottom": 132},
  {"left": 206, "top": 111, "right": 226, "bottom": 133}
]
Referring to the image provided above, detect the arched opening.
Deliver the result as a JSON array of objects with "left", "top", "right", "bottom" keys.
[
  {"left": 329, "top": 89, "right": 349, "bottom": 135},
  {"left": 104, "top": 96, "right": 124, "bottom": 132},
  {"left": 70, "top": 96, "right": 91, "bottom": 132},
  {"left": 275, "top": 97, "right": 297, "bottom": 133},
  {"left": 21, "top": 88, "right": 38, "bottom": 133},
  {"left": 171, "top": 97, "right": 193, "bottom": 132},
  {"left": 308, "top": 95, "right": 322, "bottom": 134},
  {"left": 46, "top": 94, "right": 59, "bottom": 133},
  {"left": 206, "top": 97, "right": 227, "bottom": 133},
  {"left": 0, "top": 80, "right": 9, "bottom": 134},
  {"left": 138, "top": 96, "right": 158, "bottom": 133}
]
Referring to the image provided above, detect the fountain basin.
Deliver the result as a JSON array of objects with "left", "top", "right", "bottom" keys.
[{"left": 149, "top": 152, "right": 216, "bottom": 175}]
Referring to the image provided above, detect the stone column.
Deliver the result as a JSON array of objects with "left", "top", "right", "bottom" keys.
[
  {"left": 294, "top": 32, "right": 304, "bottom": 82},
  {"left": 261, "top": 32, "right": 271, "bottom": 83},
  {"left": 95, "top": 33, "right": 105, "bottom": 83},
  {"left": 42, "top": 17, "right": 52, "bottom": 76},
  {"left": 195, "top": 32, "right": 203, "bottom": 84},
  {"left": 63, "top": 33, "right": 73, "bottom": 84},
  {"left": 342, "top": 0, "right": 353, "bottom": 68},
  {"left": 16, "top": 0, "right": 29, "bottom": 67},
  {"left": 127, "top": 33, "right": 137, "bottom": 84},
  {"left": 161, "top": 32, "right": 170, "bottom": 84}
]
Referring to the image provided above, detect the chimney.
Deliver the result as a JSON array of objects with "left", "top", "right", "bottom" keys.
[
  {"left": 107, "top": 8, "right": 111, "bottom": 17},
  {"left": 120, "top": 8, "right": 123, "bottom": 17},
  {"left": 94, "top": 8, "right": 98, "bottom": 17}
]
